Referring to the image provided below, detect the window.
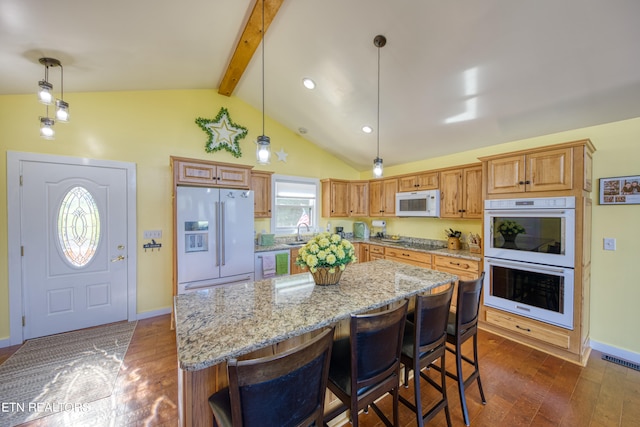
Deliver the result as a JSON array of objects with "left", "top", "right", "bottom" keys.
[
  {"left": 271, "top": 175, "right": 319, "bottom": 235},
  {"left": 57, "top": 186, "right": 101, "bottom": 267}
]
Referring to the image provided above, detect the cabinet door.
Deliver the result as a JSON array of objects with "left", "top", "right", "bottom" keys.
[
  {"left": 440, "top": 169, "right": 462, "bottom": 218},
  {"left": 526, "top": 148, "right": 573, "bottom": 192},
  {"left": 217, "top": 165, "right": 251, "bottom": 188},
  {"left": 462, "top": 166, "right": 483, "bottom": 219},
  {"left": 369, "top": 180, "right": 384, "bottom": 216},
  {"left": 416, "top": 172, "right": 439, "bottom": 190},
  {"left": 348, "top": 181, "right": 369, "bottom": 216},
  {"left": 397, "top": 176, "right": 418, "bottom": 192},
  {"left": 289, "top": 248, "right": 307, "bottom": 275},
  {"left": 360, "top": 244, "right": 370, "bottom": 262},
  {"left": 322, "top": 180, "right": 349, "bottom": 217},
  {"left": 382, "top": 178, "right": 398, "bottom": 216},
  {"left": 175, "top": 160, "right": 217, "bottom": 185},
  {"left": 486, "top": 154, "right": 526, "bottom": 195},
  {"left": 251, "top": 171, "right": 272, "bottom": 218}
]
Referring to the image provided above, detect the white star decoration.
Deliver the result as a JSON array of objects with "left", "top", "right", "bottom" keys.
[
  {"left": 275, "top": 148, "right": 289, "bottom": 162},
  {"left": 195, "top": 108, "right": 248, "bottom": 158}
]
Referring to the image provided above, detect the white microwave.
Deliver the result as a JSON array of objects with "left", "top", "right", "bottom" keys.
[{"left": 395, "top": 190, "right": 440, "bottom": 217}]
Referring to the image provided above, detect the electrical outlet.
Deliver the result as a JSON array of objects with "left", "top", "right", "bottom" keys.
[
  {"left": 143, "top": 230, "right": 162, "bottom": 239},
  {"left": 603, "top": 237, "right": 616, "bottom": 251}
]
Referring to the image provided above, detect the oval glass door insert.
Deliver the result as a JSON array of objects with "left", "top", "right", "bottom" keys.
[{"left": 57, "top": 186, "right": 101, "bottom": 267}]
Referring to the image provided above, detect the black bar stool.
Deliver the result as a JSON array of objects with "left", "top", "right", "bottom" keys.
[
  {"left": 323, "top": 300, "right": 409, "bottom": 427},
  {"left": 399, "top": 282, "right": 454, "bottom": 427},
  {"left": 208, "top": 327, "right": 334, "bottom": 427},
  {"left": 437, "top": 273, "right": 487, "bottom": 426}
]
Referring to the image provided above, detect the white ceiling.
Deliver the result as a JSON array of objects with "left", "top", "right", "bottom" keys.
[{"left": 3, "top": 0, "right": 640, "bottom": 171}]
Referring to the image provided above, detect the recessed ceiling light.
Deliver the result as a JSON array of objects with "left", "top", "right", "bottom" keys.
[
  {"left": 302, "top": 78, "right": 315, "bottom": 89},
  {"left": 362, "top": 125, "right": 373, "bottom": 134}
]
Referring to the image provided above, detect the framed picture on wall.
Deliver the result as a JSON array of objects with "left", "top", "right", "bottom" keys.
[{"left": 599, "top": 175, "right": 640, "bottom": 205}]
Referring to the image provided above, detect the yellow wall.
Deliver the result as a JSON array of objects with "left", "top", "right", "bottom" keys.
[
  {"left": 1, "top": 89, "right": 639, "bottom": 357},
  {"left": 0, "top": 89, "right": 359, "bottom": 340}
]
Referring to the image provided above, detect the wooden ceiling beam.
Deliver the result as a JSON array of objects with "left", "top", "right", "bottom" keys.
[{"left": 218, "top": 0, "right": 285, "bottom": 97}]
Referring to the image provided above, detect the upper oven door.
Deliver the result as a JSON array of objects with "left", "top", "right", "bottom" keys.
[{"left": 484, "top": 207, "right": 575, "bottom": 267}]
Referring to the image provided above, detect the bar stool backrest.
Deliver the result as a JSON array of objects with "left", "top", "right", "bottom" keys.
[{"left": 227, "top": 327, "right": 334, "bottom": 427}]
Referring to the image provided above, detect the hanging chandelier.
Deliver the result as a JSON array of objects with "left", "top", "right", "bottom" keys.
[
  {"left": 37, "top": 57, "right": 69, "bottom": 140},
  {"left": 372, "top": 35, "right": 386, "bottom": 178}
]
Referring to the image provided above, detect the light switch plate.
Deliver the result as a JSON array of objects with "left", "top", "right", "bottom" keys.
[
  {"left": 143, "top": 230, "right": 162, "bottom": 239},
  {"left": 603, "top": 238, "right": 616, "bottom": 251}
]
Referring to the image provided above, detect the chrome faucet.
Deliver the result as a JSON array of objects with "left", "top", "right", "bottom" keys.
[{"left": 297, "top": 223, "right": 310, "bottom": 241}]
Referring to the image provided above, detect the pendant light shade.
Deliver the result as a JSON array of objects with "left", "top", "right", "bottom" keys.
[
  {"left": 256, "top": 135, "right": 271, "bottom": 164},
  {"left": 373, "top": 157, "right": 383, "bottom": 178},
  {"left": 37, "top": 57, "right": 70, "bottom": 139},
  {"left": 372, "top": 35, "right": 386, "bottom": 178},
  {"left": 39, "top": 117, "right": 55, "bottom": 140},
  {"left": 256, "top": 0, "right": 271, "bottom": 164}
]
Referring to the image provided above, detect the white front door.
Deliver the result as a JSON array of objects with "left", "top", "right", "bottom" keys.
[{"left": 20, "top": 161, "right": 129, "bottom": 339}]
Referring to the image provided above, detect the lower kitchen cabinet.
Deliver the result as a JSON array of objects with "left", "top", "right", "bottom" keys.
[
  {"left": 384, "top": 247, "right": 431, "bottom": 268},
  {"left": 432, "top": 254, "right": 481, "bottom": 311},
  {"left": 289, "top": 247, "right": 307, "bottom": 275},
  {"left": 369, "top": 244, "right": 385, "bottom": 261}
]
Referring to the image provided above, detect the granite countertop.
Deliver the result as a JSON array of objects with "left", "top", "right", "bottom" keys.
[
  {"left": 174, "top": 259, "right": 457, "bottom": 371},
  {"left": 256, "top": 237, "right": 481, "bottom": 262}
]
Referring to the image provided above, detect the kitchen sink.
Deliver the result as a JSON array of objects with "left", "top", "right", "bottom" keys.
[{"left": 285, "top": 241, "right": 307, "bottom": 246}]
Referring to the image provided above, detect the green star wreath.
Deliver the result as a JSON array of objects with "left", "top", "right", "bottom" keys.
[{"left": 195, "top": 107, "right": 248, "bottom": 158}]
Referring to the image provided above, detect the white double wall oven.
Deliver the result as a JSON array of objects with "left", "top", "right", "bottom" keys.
[{"left": 483, "top": 196, "right": 576, "bottom": 329}]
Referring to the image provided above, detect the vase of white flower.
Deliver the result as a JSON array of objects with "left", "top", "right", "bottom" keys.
[
  {"left": 295, "top": 232, "right": 357, "bottom": 286},
  {"left": 496, "top": 220, "right": 525, "bottom": 249}
]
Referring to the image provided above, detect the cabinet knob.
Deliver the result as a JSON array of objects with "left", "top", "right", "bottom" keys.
[
  {"left": 518, "top": 181, "right": 525, "bottom": 185},
  {"left": 525, "top": 180, "right": 531, "bottom": 184}
]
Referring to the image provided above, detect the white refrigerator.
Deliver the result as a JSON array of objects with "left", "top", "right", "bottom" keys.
[{"left": 176, "top": 186, "right": 255, "bottom": 293}]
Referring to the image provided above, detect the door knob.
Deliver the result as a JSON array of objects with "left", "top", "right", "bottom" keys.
[{"left": 111, "top": 255, "right": 125, "bottom": 262}]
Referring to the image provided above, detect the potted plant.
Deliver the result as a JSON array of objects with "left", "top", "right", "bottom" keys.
[
  {"left": 295, "top": 232, "right": 357, "bottom": 285},
  {"left": 445, "top": 228, "right": 462, "bottom": 250},
  {"left": 496, "top": 220, "right": 525, "bottom": 248}
]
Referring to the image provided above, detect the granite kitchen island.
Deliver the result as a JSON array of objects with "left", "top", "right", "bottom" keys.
[{"left": 174, "top": 259, "right": 457, "bottom": 426}]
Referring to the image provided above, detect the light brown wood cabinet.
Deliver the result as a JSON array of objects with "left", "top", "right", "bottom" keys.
[
  {"left": 384, "top": 247, "right": 432, "bottom": 268},
  {"left": 359, "top": 244, "right": 370, "bottom": 262},
  {"left": 250, "top": 171, "right": 273, "bottom": 218},
  {"left": 484, "top": 147, "right": 573, "bottom": 195},
  {"left": 439, "top": 164, "right": 482, "bottom": 219},
  {"left": 397, "top": 172, "right": 439, "bottom": 192},
  {"left": 369, "top": 178, "right": 398, "bottom": 217},
  {"left": 348, "top": 181, "right": 369, "bottom": 217},
  {"left": 321, "top": 179, "right": 349, "bottom": 217},
  {"left": 432, "top": 254, "right": 481, "bottom": 311},
  {"left": 289, "top": 247, "right": 306, "bottom": 275},
  {"left": 368, "top": 244, "right": 385, "bottom": 260},
  {"left": 172, "top": 157, "right": 252, "bottom": 188},
  {"left": 479, "top": 139, "right": 596, "bottom": 365}
]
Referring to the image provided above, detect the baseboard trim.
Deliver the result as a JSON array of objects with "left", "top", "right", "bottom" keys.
[
  {"left": 136, "top": 306, "right": 172, "bottom": 320},
  {"left": 0, "top": 338, "right": 12, "bottom": 349},
  {"left": 590, "top": 339, "right": 640, "bottom": 365}
]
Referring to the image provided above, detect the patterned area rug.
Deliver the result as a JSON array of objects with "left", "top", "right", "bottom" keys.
[{"left": 0, "top": 321, "right": 137, "bottom": 427}]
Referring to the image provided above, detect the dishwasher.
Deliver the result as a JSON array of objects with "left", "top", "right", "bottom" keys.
[{"left": 254, "top": 249, "right": 290, "bottom": 280}]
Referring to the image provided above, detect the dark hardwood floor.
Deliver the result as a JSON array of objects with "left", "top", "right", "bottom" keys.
[{"left": 1, "top": 314, "right": 638, "bottom": 426}]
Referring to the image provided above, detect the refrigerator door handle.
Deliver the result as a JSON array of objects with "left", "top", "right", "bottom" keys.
[
  {"left": 215, "top": 201, "right": 220, "bottom": 267},
  {"left": 221, "top": 201, "right": 226, "bottom": 266}
]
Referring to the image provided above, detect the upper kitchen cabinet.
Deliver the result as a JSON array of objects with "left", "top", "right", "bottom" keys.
[
  {"left": 369, "top": 178, "right": 398, "bottom": 217},
  {"left": 348, "top": 180, "right": 369, "bottom": 217},
  {"left": 172, "top": 157, "right": 252, "bottom": 189},
  {"left": 440, "top": 164, "right": 482, "bottom": 219},
  {"left": 397, "top": 172, "right": 439, "bottom": 192},
  {"left": 482, "top": 141, "right": 595, "bottom": 196},
  {"left": 321, "top": 179, "right": 350, "bottom": 217},
  {"left": 251, "top": 171, "right": 273, "bottom": 218}
]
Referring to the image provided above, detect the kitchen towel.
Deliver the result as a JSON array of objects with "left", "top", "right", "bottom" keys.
[
  {"left": 262, "top": 254, "right": 276, "bottom": 278},
  {"left": 276, "top": 253, "right": 289, "bottom": 275}
]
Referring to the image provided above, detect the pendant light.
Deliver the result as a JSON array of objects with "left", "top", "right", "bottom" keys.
[
  {"left": 256, "top": 0, "right": 271, "bottom": 164},
  {"left": 372, "top": 35, "right": 386, "bottom": 178},
  {"left": 37, "top": 57, "right": 70, "bottom": 140}
]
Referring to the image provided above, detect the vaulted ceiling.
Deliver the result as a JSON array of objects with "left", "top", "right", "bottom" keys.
[{"left": 2, "top": 0, "right": 640, "bottom": 170}]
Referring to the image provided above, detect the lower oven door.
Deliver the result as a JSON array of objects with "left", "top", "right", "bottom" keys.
[{"left": 483, "top": 257, "right": 574, "bottom": 330}]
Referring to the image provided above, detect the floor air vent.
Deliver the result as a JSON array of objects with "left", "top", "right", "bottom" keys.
[{"left": 602, "top": 354, "right": 640, "bottom": 371}]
